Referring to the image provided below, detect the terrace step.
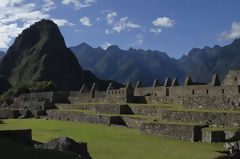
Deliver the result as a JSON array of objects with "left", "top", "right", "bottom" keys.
[
  {"left": 46, "top": 109, "right": 156, "bottom": 129},
  {"left": 158, "top": 109, "right": 240, "bottom": 127},
  {"left": 55, "top": 103, "right": 173, "bottom": 116},
  {"left": 140, "top": 122, "right": 208, "bottom": 142}
]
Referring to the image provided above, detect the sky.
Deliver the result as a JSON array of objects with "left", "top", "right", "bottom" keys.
[{"left": 0, "top": 0, "right": 240, "bottom": 58}]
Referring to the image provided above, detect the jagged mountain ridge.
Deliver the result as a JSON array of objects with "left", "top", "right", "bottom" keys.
[
  {"left": 0, "top": 20, "right": 121, "bottom": 91},
  {"left": 70, "top": 43, "right": 183, "bottom": 86},
  {"left": 70, "top": 38, "right": 240, "bottom": 85},
  {"left": 178, "top": 39, "right": 240, "bottom": 83}
]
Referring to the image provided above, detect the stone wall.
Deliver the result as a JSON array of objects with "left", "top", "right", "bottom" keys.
[
  {"left": 68, "top": 91, "right": 92, "bottom": 103},
  {"left": 55, "top": 104, "right": 169, "bottom": 116},
  {"left": 202, "top": 130, "right": 225, "bottom": 143},
  {"left": 46, "top": 110, "right": 126, "bottom": 126},
  {"left": 222, "top": 70, "right": 240, "bottom": 85},
  {"left": 121, "top": 116, "right": 153, "bottom": 129},
  {"left": 0, "top": 109, "right": 35, "bottom": 119},
  {"left": 12, "top": 91, "right": 69, "bottom": 110},
  {"left": 159, "top": 110, "right": 240, "bottom": 127},
  {"left": 140, "top": 122, "right": 206, "bottom": 142},
  {"left": 0, "top": 129, "right": 32, "bottom": 145}
]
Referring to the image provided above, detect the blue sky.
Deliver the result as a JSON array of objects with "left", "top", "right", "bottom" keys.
[{"left": 0, "top": 0, "right": 240, "bottom": 58}]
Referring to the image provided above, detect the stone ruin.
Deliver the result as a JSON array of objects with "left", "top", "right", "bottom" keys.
[{"left": 2, "top": 70, "right": 240, "bottom": 147}]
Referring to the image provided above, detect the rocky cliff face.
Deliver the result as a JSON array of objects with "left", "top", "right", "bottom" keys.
[{"left": 0, "top": 20, "right": 120, "bottom": 91}]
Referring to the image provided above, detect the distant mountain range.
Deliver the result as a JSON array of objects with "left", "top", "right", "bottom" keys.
[
  {"left": 70, "top": 39, "right": 240, "bottom": 86},
  {"left": 0, "top": 20, "right": 121, "bottom": 92},
  {"left": 0, "top": 19, "right": 240, "bottom": 88},
  {"left": 70, "top": 44, "right": 182, "bottom": 86}
]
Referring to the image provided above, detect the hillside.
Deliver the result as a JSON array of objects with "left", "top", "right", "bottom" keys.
[
  {"left": 71, "top": 39, "right": 240, "bottom": 85},
  {"left": 0, "top": 20, "right": 121, "bottom": 91},
  {"left": 70, "top": 44, "right": 183, "bottom": 86},
  {"left": 178, "top": 39, "right": 240, "bottom": 82},
  {"left": 0, "top": 52, "right": 5, "bottom": 59}
]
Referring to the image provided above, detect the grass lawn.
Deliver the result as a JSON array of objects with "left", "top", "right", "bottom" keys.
[{"left": 0, "top": 119, "right": 225, "bottom": 159}]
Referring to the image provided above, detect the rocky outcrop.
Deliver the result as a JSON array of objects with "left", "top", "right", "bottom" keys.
[{"left": 40, "top": 137, "right": 92, "bottom": 159}]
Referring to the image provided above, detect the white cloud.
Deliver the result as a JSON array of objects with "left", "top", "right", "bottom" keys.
[
  {"left": 0, "top": 0, "right": 73, "bottom": 48},
  {"left": 0, "top": 23, "right": 22, "bottom": 48},
  {"left": 42, "top": 0, "right": 56, "bottom": 12},
  {"left": 106, "top": 11, "right": 117, "bottom": 25},
  {"left": 152, "top": 17, "right": 174, "bottom": 28},
  {"left": 62, "top": 0, "right": 96, "bottom": 9},
  {"left": 218, "top": 22, "right": 240, "bottom": 41},
  {"left": 112, "top": 17, "right": 141, "bottom": 33},
  {"left": 101, "top": 42, "right": 111, "bottom": 50},
  {"left": 80, "top": 16, "right": 92, "bottom": 26},
  {"left": 130, "top": 34, "right": 144, "bottom": 47},
  {"left": 105, "top": 29, "right": 109, "bottom": 35},
  {"left": 52, "top": 18, "right": 74, "bottom": 26},
  {"left": 104, "top": 11, "right": 141, "bottom": 34},
  {"left": 96, "top": 17, "right": 100, "bottom": 21},
  {"left": 0, "top": 0, "right": 23, "bottom": 7},
  {"left": 149, "top": 28, "right": 162, "bottom": 35}
]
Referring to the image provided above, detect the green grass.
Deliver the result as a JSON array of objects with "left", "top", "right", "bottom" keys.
[{"left": 0, "top": 119, "right": 225, "bottom": 159}]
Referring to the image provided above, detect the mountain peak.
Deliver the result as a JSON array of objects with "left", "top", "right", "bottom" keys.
[
  {"left": 232, "top": 38, "right": 240, "bottom": 46},
  {"left": 0, "top": 19, "right": 113, "bottom": 91},
  {"left": 106, "top": 45, "right": 120, "bottom": 52}
]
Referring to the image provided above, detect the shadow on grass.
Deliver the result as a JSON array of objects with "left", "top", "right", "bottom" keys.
[
  {"left": 0, "top": 120, "right": 5, "bottom": 124},
  {"left": 213, "top": 151, "right": 229, "bottom": 159}
]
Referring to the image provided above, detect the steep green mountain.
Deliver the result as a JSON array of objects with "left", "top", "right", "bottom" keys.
[
  {"left": 0, "top": 51, "right": 5, "bottom": 59},
  {"left": 71, "top": 38, "right": 240, "bottom": 85},
  {"left": 70, "top": 44, "right": 183, "bottom": 86},
  {"left": 0, "top": 20, "right": 120, "bottom": 91},
  {"left": 178, "top": 39, "right": 240, "bottom": 82}
]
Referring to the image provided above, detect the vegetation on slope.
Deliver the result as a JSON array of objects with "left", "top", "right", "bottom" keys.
[{"left": 0, "top": 81, "right": 55, "bottom": 103}]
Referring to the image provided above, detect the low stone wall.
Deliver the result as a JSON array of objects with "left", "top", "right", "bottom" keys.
[
  {"left": 144, "top": 95, "right": 240, "bottom": 111},
  {"left": 0, "top": 110, "right": 19, "bottom": 119},
  {"left": 12, "top": 92, "right": 69, "bottom": 111},
  {"left": 55, "top": 103, "right": 92, "bottom": 110},
  {"left": 46, "top": 110, "right": 125, "bottom": 126},
  {"left": 46, "top": 110, "right": 153, "bottom": 129},
  {"left": 140, "top": 122, "right": 206, "bottom": 142},
  {"left": 0, "top": 129, "right": 32, "bottom": 145},
  {"left": 121, "top": 116, "right": 153, "bottom": 129},
  {"left": 56, "top": 104, "right": 169, "bottom": 116},
  {"left": 68, "top": 91, "right": 93, "bottom": 103},
  {"left": 0, "top": 109, "right": 35, "bottom": 119},
  {"left": 159, "top": 110, "right": 240, "bottom": 127},
  {"left": 128, "top": 105, "right": 168, "bottom": 116},
  {"left": 202, "top": 130, "right": 225, "bottom": 143}
]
